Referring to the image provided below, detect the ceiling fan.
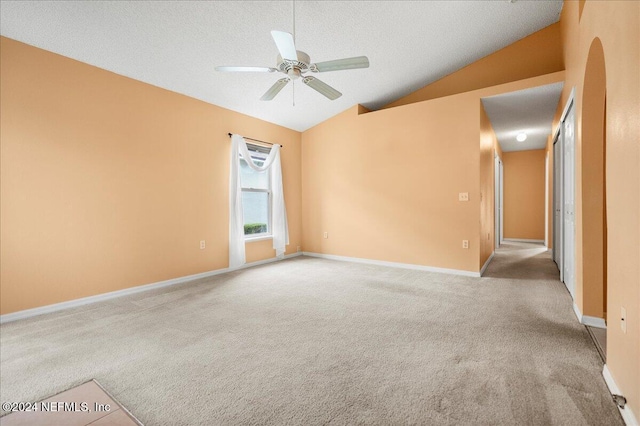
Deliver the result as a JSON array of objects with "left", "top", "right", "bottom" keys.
[{"left": 216, "top": 30, "right": 369, "bottom": 101}]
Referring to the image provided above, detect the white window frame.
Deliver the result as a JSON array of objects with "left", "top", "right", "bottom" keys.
[{"left": 240, "top": 147, "right": 272, "bottom": 241}]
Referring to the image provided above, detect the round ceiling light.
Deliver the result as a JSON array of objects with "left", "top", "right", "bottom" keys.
[{"left": 516, "top": 133, "right": 527, "bottom": 142}]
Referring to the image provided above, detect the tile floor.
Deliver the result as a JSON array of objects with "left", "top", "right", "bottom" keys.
[{"left": 0, "top": 380, "right": 141, "bottom": 425}]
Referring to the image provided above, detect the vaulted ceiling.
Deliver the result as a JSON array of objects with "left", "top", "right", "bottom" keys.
[{"left": 0, "top": 1, "right": 563, "bottom": 132}]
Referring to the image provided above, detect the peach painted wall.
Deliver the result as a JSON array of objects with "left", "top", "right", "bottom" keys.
[
  {"left": 384, "top": 23, "right": 563, "bottom": 109},
  {"left": 479, "top": 104, "right": 497, "bottom": 267},
  {"left": 502, "top": 150, "right": 546, "bottom": 241},
  {"left": 557, "top": 0, "right": 640, "bottom": 416},
  {"left": 0, "top": 37, "right": 302, "bottom": 315},
  {"left": 301, "top": 72, "right": 564, "bottom": 274},
  {"left": 302, "top": 103, "right": 481, "bottom": 273}
]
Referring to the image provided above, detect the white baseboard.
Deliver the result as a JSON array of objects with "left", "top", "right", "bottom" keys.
[
  {"left": 480, "top": 251, "right": 495, "bottom": 276},
  {"left": 302, "top": 252, "right": 480, "bottom": 277},
  {"left": 573, "top": 302, "right": 583, "bottom": 322},
  {"left": 582, "top": 315, "right": 607, "bottom": 329},
  {"left": 0, "top": 252, "right": 302, "bottom": 324},
  {"left": 572, "top": 303, "right": 607, "bottom": 329},
  {"left": 503, "top": 238, "right": 545, "bottom": 244},
  {"left": 603, "top": 365, "right": 639, "bottom": 426}
]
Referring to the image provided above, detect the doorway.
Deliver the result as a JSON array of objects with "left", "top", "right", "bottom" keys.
[
  {"left": 553, "top": 94, "right": 576, "bottom": 299},
  {"left": 562, "top": 101, "right": 576, "bottom": 299},
  {"left": 581, "top": 38, "right": 608, "bottom": 326},
  {"left": 494, "top": 153, "right": 503, "bottom": 249},
  {"left": 553, "top": 131, "right": 563, "bottom": 277}
]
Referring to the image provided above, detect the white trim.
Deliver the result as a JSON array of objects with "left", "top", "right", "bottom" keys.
[
  {"left": 244, "top": 234, "right": 273, "bottom": 242},
  {"left": 302, "top": 252, "right": 480, "bottom": 277},
  {"left": 503, "top": 238, "right": 545, "bottom": 244},
  {"left": 573, "top": 302, "right": 583, "bottom": 322},
  {"left": 582, "top": 315, "right": 607, "bottom": 329},
  {"left": 495, "top": 153, "right": 502, "bottom": 249},
  {"left": 480, "top": 251, "right": 495, "bottom": 276},
  {"left": 572, "top": 302, "right": 607, "bottom": 329},
  {"left": 0, "top": 252, "right": 302, "bottom": 324},
  {"left": 603, "top": 365, "right": 639, "bottom": 426},
  {"left": 545, "top": 152, "right": 549, "bottom": 248},
  {"left": 553, "top": 87, "right": 576, "bottom": 141}
]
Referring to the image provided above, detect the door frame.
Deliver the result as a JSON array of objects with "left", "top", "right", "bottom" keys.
[
  {"left": 545, "top": 152, "right": 549, "bottom": 247},
  {"left": 495, "top": 152, "right": 503, "bottom": 248},
  {"left": 553, "top": 131, "right": 563, "bottom": 277},
  {"left": 553, "top": 88, "right": 576, "bottom": 297}
]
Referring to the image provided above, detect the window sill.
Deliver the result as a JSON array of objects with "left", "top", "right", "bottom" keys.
[{"left": 245, "top": 235, "right": 273, "bottom": 243}]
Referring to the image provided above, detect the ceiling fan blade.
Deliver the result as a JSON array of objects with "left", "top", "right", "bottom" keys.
[
  {"left": 260, "top": 78, "right": 290, "bottom": 101},
  {"left": 310, "top": 56, "right": 370, "bottom": 73},
  {"left": 216, "top": 66, "right": 277, "bottom": 73},
  {"left": 271, "top": 30, "right": 297, "bottom": 61},
  {"left": 302, "top": 76, "right": 342, "bottom": 100}
]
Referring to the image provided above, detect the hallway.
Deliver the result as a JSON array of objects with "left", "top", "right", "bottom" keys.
[
  {"left": 483, "top": 241, "right": 620, "bottom": 423},
  {"left": 484, "top": 241, "right": 559, "bottom": 281}
]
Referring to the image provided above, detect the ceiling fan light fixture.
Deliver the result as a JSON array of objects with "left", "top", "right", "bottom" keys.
[{"left": 287, "top": 68, "right": 301, "bottom": 79}]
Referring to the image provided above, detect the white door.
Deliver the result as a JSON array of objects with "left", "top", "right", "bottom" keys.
[
  {"left": 499, "top": 160, "right": 504, "bottom": 245},
  {"left": 553, "top": 133, "right": 563, "bottom": 275},
  {"left": 495, "top": 154, "right": 502, "bottom": 248},
  {"left": 563, "top": 101, "right": 576, "bottom": 298},
  {"left": 545, "top": 154, "right": 549, "bottom": 247}
]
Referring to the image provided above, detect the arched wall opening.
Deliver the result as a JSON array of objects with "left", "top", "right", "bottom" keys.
[{"left": 581, "top": 37, "right": 607, "bottom": 320}]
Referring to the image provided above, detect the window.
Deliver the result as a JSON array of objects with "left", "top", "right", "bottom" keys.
[{"left": 240, "top": 146, "right": 271, "bottom": 238}]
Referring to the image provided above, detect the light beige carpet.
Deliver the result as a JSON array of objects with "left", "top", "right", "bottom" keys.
[{"left": 0, "top": 242, "right": 623, "bottom": 425}]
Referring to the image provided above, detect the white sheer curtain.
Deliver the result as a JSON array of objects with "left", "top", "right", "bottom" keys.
[{"left": 229, "top": 134, "right": 289, "bottom": 268}]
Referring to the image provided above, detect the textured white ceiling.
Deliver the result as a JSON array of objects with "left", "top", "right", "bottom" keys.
[
  {"left": 481, "top": 82, "right": 564, "bottom": 152},
  {"left": 0, "top": 1, "right": 563, "bottom": 132}
]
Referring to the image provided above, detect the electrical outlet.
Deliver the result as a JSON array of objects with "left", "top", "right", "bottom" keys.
[
  {"left": 323, "top": 232, "right": 328, "bottom": 239},
  {"left": 462, "top": 240, "right": 469, "bottom": 249},
  {"left": 621, "top": 307, "right": 627, "bottom": 334},
  {"left": 459, "top": 192, "right": 469, "bottom": 201},
  {"left": 199, "top": 240, "right": 206, "bottom": 250},
  {"left": 297, "top": 246, "right": 301, "bottom": 252}
]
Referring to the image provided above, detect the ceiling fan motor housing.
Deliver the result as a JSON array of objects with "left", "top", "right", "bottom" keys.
[
  {"left": 216, "top": 30, "right": 369, "bottom": 101},
  {"left": 277, "top": 51, "right": 310, "bottom": 79}
]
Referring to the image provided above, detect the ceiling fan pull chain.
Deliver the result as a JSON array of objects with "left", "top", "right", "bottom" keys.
[{"left": 292, "top": 80, "right": 295, "bottom": 107}]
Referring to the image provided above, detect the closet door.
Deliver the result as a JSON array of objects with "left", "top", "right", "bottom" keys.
[
  {"left": 553, "top": 133, "right": 562, "bottom": 274},
  {"left": 495, "top": 154, "right": 503, "bottom": 248},
  {"left": 562, "top": 101, "right": 576, "bottom": 298}
]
